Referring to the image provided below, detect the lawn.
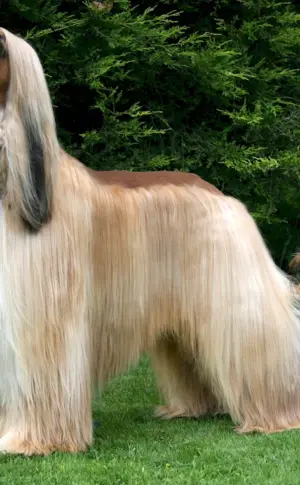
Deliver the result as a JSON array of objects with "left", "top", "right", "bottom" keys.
[{"left": 1, "top": 358, "right": 300, "bottom": 485}]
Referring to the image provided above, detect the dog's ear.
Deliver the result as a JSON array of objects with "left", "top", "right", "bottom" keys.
[
  {"left": 0, "top": 30, "right": 9, "bottom": 102},
  {"left": 20, "top": 118, "right": 49, "bottom": 232},
  {"left": 0, "top": 30, "right": 8, "bottom": 199},
  {"left": 1, "top": 27, "right": 60, "bottom": 232},
  {"left": 0, "top": 30, "right": 6, "bottom": 58}
]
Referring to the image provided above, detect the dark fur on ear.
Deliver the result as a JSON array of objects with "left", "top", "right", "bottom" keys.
[
  {"left": 0, "top": 33, "right": 7, "bottom": 58},
  {"left": 22, "top": 121, "right": 51, "bottom": 233}
]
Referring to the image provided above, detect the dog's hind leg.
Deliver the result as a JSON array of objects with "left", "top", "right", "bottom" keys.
[{"left": 150, "top": 335, "right": 220, "bottom": 420}]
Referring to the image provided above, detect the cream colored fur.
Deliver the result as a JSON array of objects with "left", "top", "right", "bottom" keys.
[
  {"left": 0, "top": 29, "right": 299, "bottom": 455},
  {"left": 1, "top": 28, "right": 59, "bottom": 230}
]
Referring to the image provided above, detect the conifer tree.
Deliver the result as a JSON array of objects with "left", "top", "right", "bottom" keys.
[{"left": 1, "top": 0, "right": 299, "bottom": 266}]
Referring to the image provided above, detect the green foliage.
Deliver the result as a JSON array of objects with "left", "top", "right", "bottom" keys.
[{"left": 0, "top": 0, "right": 299, "bottom": 266}]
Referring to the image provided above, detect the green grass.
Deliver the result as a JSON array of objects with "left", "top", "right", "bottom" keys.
[{"left": 1, "top": 359, "right": 300, "bottom": 484}]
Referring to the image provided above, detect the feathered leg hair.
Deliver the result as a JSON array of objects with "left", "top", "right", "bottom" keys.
[{"left": 148, "top": 193, "right": 300, "bottom": 433}]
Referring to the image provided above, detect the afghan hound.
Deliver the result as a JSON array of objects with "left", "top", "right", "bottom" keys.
[{"left": 0, "top": 28, "right": 299, "bottom": 456}]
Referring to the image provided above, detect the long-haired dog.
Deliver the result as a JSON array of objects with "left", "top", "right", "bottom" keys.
[{"left": 0, "top": 28, "right": 299, "bottom": 456}]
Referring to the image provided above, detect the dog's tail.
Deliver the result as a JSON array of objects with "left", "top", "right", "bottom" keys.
[{"left": 289, "top": 253, "right": 300, "bottom": 273}]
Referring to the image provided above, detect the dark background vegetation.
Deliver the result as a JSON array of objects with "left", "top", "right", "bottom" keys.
[{"left": 1, "top": 0, "right": 299, "bottom": 267}]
